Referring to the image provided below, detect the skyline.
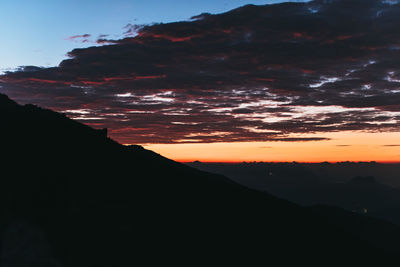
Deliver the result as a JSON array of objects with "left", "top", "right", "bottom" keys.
[
  {"left": 1, "top": 0, "right": 399, "bottom": 162},
  {"left": 148, "top": 132, "right": 400, "bottom": 163}
]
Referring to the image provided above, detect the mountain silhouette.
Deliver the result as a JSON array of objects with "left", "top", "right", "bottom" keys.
[{"left": 0, "top": 93, "right": 399, "bottom": 266}]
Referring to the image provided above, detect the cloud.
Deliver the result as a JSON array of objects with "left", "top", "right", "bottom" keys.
[
  {"left": 268, "top": 137, "right": 331, "bottom": 142},
  {"left": 1, "top": 0, "right": 400, "bottom": 144},
  {"left": 65, "top": 34, "right": 92, "bottom": 43},
  {"left": 381, "top": 144, "right": 400, "bottom": 147}
]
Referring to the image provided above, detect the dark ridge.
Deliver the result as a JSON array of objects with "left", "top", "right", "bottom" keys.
[
  {"left": 0, "top": 94, "right": 18, "bottom": 108},
  {"left": 349, "top": 176, "right": 377, "bottom": 184}
]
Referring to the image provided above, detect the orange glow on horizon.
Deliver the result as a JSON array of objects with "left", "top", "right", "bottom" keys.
[
  {"left": 142, "top": 131, "right": 400, "bottom": 163},
  {"left": 175, "top": 160, "right": 400, "bottom": 164}
]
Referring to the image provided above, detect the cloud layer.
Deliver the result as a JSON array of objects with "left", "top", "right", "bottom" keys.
[{"left": 1, "top": 0, "right": 400, "bottom": 144}]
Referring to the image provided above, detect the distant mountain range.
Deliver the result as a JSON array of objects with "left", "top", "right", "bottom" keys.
[
  {"left": 188, "top": 162, "right": 400, "bottom": 225},
  {"left": 1, "top": 93, "right": 400, "bottom": 265}
]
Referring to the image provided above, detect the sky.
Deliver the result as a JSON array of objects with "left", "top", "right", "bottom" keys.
[
  {"left": 0, "top": 0, "right": 307, "bottom": 71},
  {"left": 0, "top": 0, "right": 399, "bottom": 162}
]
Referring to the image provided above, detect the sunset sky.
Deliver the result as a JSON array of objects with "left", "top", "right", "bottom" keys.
[{"left": 1, "top": 0, "right": 399, "bottom": 162}]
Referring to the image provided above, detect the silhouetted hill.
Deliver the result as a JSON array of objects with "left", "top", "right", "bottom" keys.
[{"left": 1, "top": 93, "right": 400, "bottom": 265}]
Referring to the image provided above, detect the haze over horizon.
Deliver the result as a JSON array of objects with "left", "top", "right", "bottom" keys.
[{"left": 1, "top": 0, "right": 399, "bottom": 162}]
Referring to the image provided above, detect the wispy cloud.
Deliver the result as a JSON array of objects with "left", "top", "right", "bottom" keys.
[{"left": 65, "top": 34, "right": 92, "bottom": 43}]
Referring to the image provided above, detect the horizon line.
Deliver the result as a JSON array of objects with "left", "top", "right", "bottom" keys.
[{"left": 179, "top": 160, "right": 400, "bottom": 164}]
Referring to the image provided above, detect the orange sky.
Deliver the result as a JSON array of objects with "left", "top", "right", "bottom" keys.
[{"left": 143, "top": 131, "right": 400, "bottom": 163}]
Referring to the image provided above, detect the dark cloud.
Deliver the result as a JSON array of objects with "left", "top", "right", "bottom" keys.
[
  {"left": 268, "top": 137, "right": 331, "bottom": 142},
  {"left": 1, "top": 0, "right": 400, "bottom": 144},
  {"left": 382, "top": 144, "right": 400, "bottom": 147}
]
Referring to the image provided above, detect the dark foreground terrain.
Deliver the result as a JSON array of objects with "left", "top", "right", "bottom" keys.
[{"left": 1, "top": 93, "right": 400, "bottom": 266}]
